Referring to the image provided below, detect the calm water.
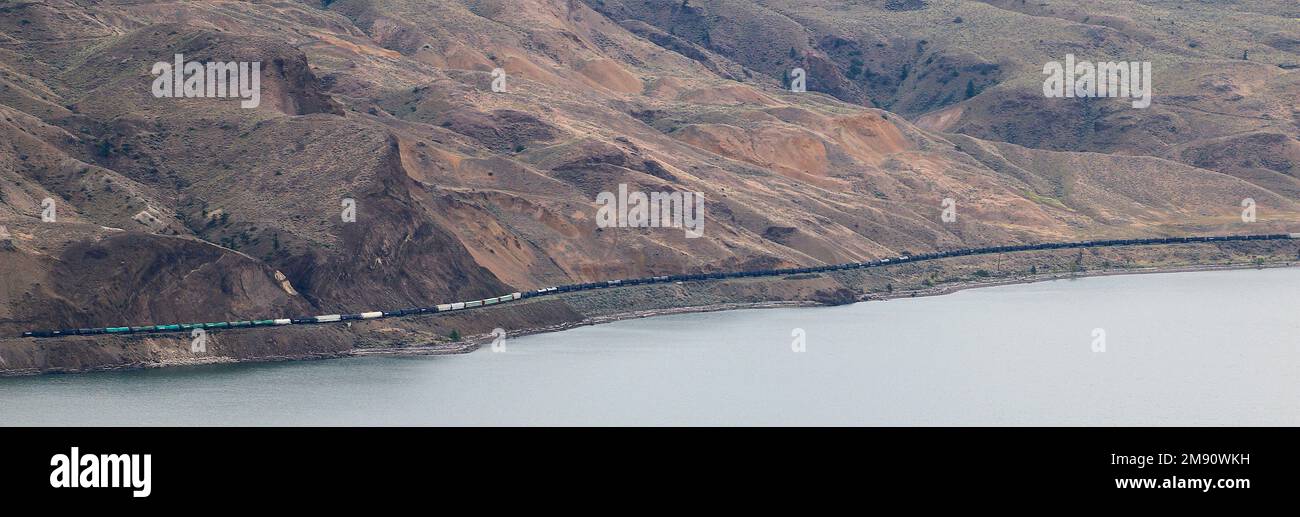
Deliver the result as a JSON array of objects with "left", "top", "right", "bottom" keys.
[{"left": 3, "top": 268, "right": 1298, "bottom": 426}]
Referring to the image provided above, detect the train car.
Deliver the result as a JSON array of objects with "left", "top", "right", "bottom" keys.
[
  {"left": 314, "top": 315, "right": 341, "bottom": 323},
  {"left": 361, "top": 312, "right": 386, "bottom": 319},
  {"left": 292, "top": 318, "right": 315, "bottom": 324},
  {"left": 451, "top": 302, "right": 466, "bottom": 310},
  {"left": 229, "top": 321, "right": 252, "bottom": 328},
  {"left": 465, "top": 300, "right": 483, "bottom": 308}
]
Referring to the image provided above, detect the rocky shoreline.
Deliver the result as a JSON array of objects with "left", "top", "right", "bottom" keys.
[
  {"left": 390, "top": 260, "right": 1299, "bottom": 357},
  {"left": 4, "top": 240, "right": 1297, "bottom": 376}
]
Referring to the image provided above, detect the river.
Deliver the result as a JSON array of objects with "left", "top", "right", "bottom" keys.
[{"left": 3, "top": 268, "right": 1298, "bottom": 426}]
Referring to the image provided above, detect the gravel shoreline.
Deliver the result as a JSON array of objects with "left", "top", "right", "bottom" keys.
[
  {"left": 360, "top": 260, "right": 1299, "bottom": 357},
  {"left": 5, "top": 250, "right": 1295, "bottom": 375}
]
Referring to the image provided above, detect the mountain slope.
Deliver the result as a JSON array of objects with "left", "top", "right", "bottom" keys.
[{"left": 1, "top": 0, "right": 1297, "bottom": 366}]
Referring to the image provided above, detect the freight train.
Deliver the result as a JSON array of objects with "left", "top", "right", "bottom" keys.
[{"left": 19, "top": 233, "right": 1300, "bottom": 338}]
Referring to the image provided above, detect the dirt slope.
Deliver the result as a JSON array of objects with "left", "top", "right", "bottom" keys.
[{"left": 1, "top": 0, "right": 1297, "bottom": 372}]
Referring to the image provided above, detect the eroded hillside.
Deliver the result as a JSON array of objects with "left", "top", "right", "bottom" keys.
[{"left": 1, "top": 0, "right": 1297, "bottom": 368}]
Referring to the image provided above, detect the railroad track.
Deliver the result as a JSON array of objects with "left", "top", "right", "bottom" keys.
[{"left": 19, "top": 233, "right": 1300, "bottom": 338}]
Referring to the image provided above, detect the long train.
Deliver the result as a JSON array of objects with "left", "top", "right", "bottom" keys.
[{"left": 19, "top": 233, "right": 1300, "bottom": 338}]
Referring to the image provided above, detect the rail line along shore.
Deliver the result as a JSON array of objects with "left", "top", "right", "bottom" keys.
[{"left": 19, "top": 233, "right": 1300, "bottom": 339}]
